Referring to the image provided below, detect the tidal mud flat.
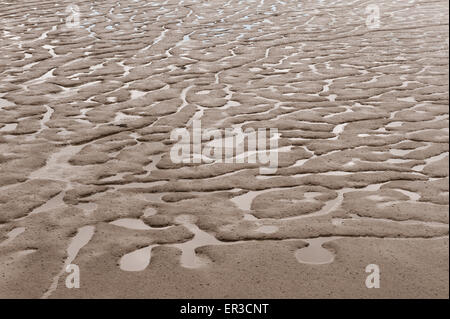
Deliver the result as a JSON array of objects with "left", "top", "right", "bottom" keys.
[{"left": 0, "top": 0, "right": 448, "bottom": 298}]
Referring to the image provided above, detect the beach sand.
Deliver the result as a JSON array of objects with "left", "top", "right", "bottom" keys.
[{"left": 0, "top": 0, "right": 448, "bottom": 298}]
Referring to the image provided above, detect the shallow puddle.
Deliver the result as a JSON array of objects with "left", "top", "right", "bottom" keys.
[
  {"left": 0, "top": 98, "right": 14, "bottom": 109},
  {"left": 169, "top": 215, "right": 221, "bottom": 269},
  {"left": 231, "top": 187, "right": 292, "bottom": 211},
  {"left": 0, "top": 227, "right": 25, "bottom": 246},
  {"left": 120, "top": 245, "right": 156, "bottom": 272},
  {"left": 295, "top": 237, "right": 338, "bottom": 265},
  {"left": 42, "top": 225, "right": 95, "bottom": 298},
  {"left": 30, "top": 191, "right": 66, "bottom": 215},
  {"left": 0, "top": 123, "right": 17, "bottom": 132},
  {"left": 110, "top": 218, "right": 151, "bottom": 230}
]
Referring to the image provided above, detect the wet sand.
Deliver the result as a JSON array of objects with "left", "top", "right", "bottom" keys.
[{"left": 0, "top": 0, "right": 448, "bottom": 298}]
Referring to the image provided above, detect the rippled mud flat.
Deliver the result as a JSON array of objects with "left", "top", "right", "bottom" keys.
[{"left": 0, "top": 0, "right": 448, "bottom": 298}]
